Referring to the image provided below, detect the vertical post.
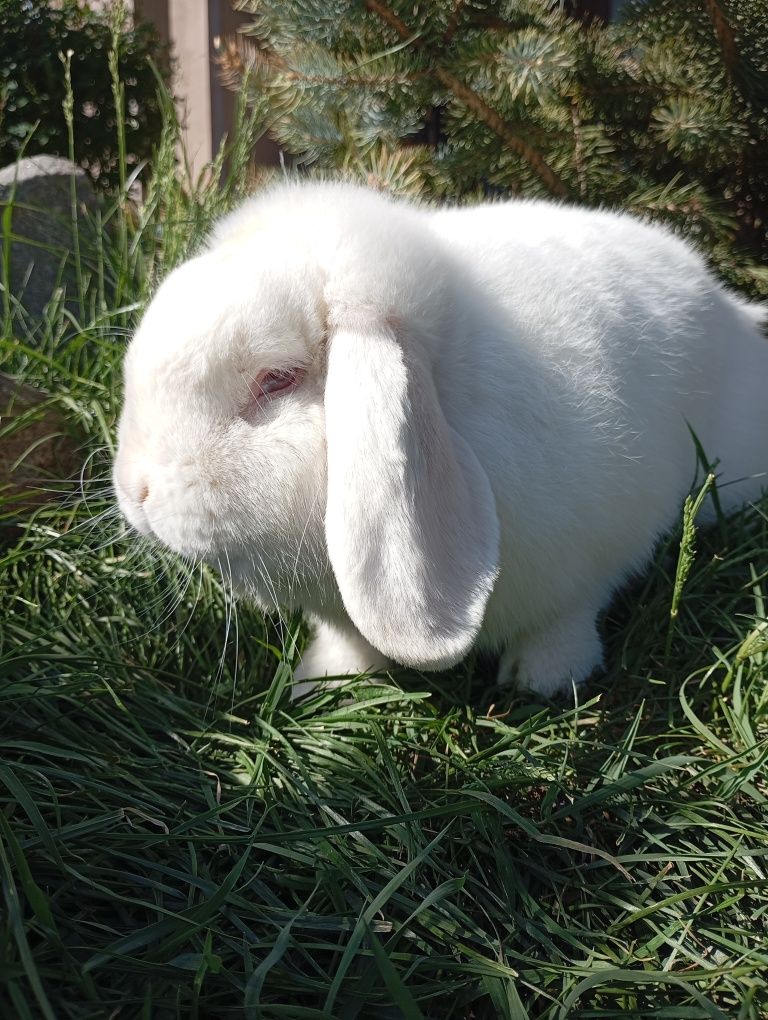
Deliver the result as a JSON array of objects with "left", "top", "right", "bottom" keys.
[
  {"left": 168, "top": 0, "right": 213, "bottom": 179},
  {"left": 133, "top": 0, "right": 280, "bottom": 173}
]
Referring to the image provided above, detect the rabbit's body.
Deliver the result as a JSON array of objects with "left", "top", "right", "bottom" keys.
[
  {"left": 114, "top": 183, "right": 768, "bottom": 695},
  {"left": 427, "top": 200, "right": 768, "bottom": 687}
]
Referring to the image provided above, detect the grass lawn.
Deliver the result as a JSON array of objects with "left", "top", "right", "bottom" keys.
[{"left": 2, "top": 89, "right": 768, "bottom": 1020}]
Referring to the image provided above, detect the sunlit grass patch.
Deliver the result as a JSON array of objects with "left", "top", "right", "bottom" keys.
[{"left": 2, "top": 487, "right": 767, "bottom": 1017}]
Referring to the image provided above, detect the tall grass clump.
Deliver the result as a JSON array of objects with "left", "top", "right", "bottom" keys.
[{"left": 1, "top": 16, "right": 768, "bottom": 1020}]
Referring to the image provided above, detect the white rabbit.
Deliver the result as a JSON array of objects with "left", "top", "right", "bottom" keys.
[{"left": 113, "top": 181, "right": 768, "bottom": 696}]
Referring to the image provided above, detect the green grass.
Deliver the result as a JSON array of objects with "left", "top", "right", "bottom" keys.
[{"left": 2, "top": 44, "right": 768, "bottom": 1020}]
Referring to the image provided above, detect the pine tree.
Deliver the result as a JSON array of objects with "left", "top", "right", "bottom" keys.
[{"left": 218, "top": 0, "right": 768, "bottom": 295}]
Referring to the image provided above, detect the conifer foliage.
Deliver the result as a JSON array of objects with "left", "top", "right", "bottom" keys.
[{"left": 219, "top": 0, "right": 768, "bottom": 294}]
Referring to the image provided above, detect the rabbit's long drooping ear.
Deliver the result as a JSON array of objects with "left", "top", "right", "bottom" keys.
[{"left": 324, "top": 325, "right": 500, "bottom": 670}]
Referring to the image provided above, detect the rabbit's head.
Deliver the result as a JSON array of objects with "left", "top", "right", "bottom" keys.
[{"left": 114, "top": 184, "right": 499, "bottom": 669}]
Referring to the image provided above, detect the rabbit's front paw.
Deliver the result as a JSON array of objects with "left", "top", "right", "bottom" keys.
[
  {"left": 499, "top": 609, "right": 604, "bottom": 697},
  {"left": 292, "top": 618, "right": 390, "bottom": 699}
]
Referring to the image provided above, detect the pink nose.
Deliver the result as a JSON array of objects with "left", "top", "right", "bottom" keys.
[{"left": 115, "top": 462, "right": 150, "bottom": 507}]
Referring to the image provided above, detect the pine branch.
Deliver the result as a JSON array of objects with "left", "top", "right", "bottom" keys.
[
  {"left": 361, "top": 0, "right": 411, "bottom": 39},
  {"left": 218, "top": 34, "right": 419, "bottom": 97},
  {"left": 570, "top": 99, "right": 587, "bottom": 198},
  {"left": 703, "top": 0, "right": 739, "bottom": 82},
  {"left": 436, "top": 69, "right": 570, "bottom": 196},
  {"left": 444, "top": 0, "right": 467, "bottom": 44},
  {"left": 362, "top": 0, "right": 570, "bottom": 197}
]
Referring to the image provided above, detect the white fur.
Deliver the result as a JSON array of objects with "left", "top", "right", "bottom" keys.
[{"left": 113, "top": 182, "right": 768, "bottom": 695}]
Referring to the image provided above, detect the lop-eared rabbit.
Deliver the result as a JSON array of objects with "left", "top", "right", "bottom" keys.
[{"left": 114, "top": 183, "right": 768, "bottom": 695}]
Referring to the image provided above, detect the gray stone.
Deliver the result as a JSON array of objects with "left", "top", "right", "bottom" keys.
[{"left": 0, "top": 155, "right": 100, "bottom": 321}]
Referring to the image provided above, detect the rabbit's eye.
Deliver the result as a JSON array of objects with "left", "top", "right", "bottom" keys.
[{"left": 249, "top": 367, "right": 303, "bottom": 401}]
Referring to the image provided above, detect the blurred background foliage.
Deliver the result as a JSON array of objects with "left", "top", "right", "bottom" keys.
[
  {"left": 216, "top": 0, "right": 768, "bottom": 296},
  {"left": 0, "top": 0, "right": 170, "bottom": 191}
]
